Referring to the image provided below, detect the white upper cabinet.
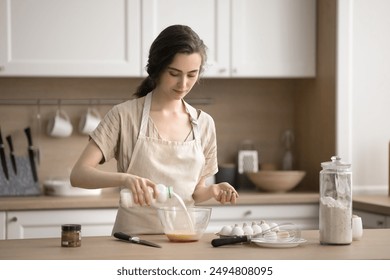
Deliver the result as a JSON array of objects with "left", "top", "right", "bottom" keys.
[
  {"left": 0, "top": 0, "right": 315, "bottom": 78},
  {"left": 231, "top": 0, "right": 316, "bottom": 77},
  {"left": 0, "top": 0, "right": 141, "bottom": 77},
  {"left": 141, "top": 0, "right": 230, "bottom": 77},
  {"left": 142, "top": 0, "right": 315, "bottom": 78}
]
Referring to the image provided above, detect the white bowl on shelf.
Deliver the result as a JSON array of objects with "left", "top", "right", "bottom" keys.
[{"left": 43, "top": 179, "right": 101, "bottom": 197}]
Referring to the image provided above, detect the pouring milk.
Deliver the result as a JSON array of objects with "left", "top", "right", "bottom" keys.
[{"left": 120, "top": 184, "right": 195, "bottom": 232}]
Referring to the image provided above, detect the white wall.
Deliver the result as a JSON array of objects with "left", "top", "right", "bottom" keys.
[{"left": 337, "top": 0, "right": 390, "bottom": 194}]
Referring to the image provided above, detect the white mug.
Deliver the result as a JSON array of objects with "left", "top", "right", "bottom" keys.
[
  {"left": 79, "top": 107, "right": 101, "bottom": 135},
  {"left": 352, "top": 215, "right": 363, "bottom": 241},
  {"left": 47, "top": 109, "right": 73, "bottom": 138}
]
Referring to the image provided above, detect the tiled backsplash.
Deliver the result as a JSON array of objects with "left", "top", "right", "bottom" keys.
[{"left": 0, "top": 77, "right": 295, "bottom": 186}]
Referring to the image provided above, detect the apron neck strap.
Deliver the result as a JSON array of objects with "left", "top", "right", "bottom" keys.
[{"left": 183, "top": 100, "right": 200, "bottom": 141}]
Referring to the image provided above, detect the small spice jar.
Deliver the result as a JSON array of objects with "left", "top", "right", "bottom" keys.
[{"left": 61, "top": 224, "right": 82, "bottom": 247}]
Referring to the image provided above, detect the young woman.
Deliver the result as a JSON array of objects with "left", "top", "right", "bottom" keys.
[{"left": 70, "top": 25, "right": 238, "bottom": 234}]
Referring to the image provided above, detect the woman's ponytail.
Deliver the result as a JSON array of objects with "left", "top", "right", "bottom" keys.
[{"left": 134, "top": 76, "right": 156, "bottom": 98}]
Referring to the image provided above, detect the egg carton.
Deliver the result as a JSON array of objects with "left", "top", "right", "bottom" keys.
[{"left": 216, "top": 220, "right": 282, "bottom": 238}]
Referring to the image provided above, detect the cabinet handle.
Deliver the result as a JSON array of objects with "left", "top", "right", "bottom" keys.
[
  {"left": 243, "top": 210, "right": 252, "bottom": 217},
  {"left": 9, "top": 217, "right": 18, "bottom": 223},
  {"left": 377, "top": 221, "right": 384, "bottom": 226},
  {"left": 0, "top": 66, "right": 4, "bottom": 71},
  {"left": 218, "top": 68, "right": 227, "bottom": 73}
]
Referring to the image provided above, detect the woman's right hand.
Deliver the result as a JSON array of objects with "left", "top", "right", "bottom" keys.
[{"left": 123, "top": 174, "right": 157, "bottom": 206}]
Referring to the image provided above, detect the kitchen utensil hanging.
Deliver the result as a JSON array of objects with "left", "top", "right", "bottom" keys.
[{"left": 0, "top": 127, "right": 41, "bottom": 196}]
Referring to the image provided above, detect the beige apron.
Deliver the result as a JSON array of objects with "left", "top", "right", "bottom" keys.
[{"left": 112, "top": 92, "right": 205, "bottom": 234}]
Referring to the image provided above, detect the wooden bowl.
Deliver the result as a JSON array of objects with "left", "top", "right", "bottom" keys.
[{"left": 246, "top": 170, "right": 306, "bottom": 192}]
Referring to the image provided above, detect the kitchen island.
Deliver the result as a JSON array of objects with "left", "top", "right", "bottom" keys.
[{"left": 1, "top": 229, "right": 389, "bottom": 260}]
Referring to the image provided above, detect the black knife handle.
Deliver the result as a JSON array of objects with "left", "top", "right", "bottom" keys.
[
  {"left": 0, "top": 127, "right": 3, "bottom": 145},
  {"left": 211, "top": 236, "right": 249, "bottom": 247},
  {"left": 114, "top": 232, "right": 131, "bottom": 241},
  {"left": 6, "top": 135, "right": 13, "bottom": 151},
  {"left": 24, "top": 127, "right": 33, "bottom": 146}
]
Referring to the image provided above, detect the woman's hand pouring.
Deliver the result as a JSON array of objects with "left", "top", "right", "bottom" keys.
[{"left": 123, "top": 174, "right": 157, "bottom": 206}]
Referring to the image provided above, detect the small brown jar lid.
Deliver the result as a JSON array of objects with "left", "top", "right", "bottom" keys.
[{"left": 62, "top": 224, "right": 81, "bottom": 231}]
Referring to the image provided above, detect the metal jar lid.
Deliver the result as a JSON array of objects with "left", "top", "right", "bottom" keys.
[
  {"left": 321, "top": 156, "right": 351, "bottom": 170},
  {"left": 61, "top": 224, "right": 81, "bottom": 231}
]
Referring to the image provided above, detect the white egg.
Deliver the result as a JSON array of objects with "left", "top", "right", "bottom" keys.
[
  {"left": 251, "top": 222, "right": 263, "bottom": 235},
  {"left": 260, "top": 221, "right": 270, "bottom": 232},
  {"left": 219, "top": 225, "right": 233, "bottom": 236},
  {"left": 231, "top": 224, "right": 244, "bottom": 236},
  {"left": 242, "top": 223, "right": 254, "bottom": 235},
  {"left": 269, "top": 222, "right": 279, "bottom": 231}
]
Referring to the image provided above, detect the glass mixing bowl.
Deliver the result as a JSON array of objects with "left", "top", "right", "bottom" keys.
[{"left": 157, "top": 206, "right": 212, "bottom": 242}]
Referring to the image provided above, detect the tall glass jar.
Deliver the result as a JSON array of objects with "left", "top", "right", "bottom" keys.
[{"left": 319, "top": 156, "right": 352, "bottom": 245}]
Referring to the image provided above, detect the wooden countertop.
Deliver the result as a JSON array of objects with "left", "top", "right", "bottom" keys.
[
  {"left": 353, "top": 195, "right": 390, "bottom": 216},
  {"left": 0, "top": 192, "right": 319, "bottom": 211},
  {"left": 0, "top": 193, "right": 121, "bottom": 211},
  {"left": 1, "top": 229, "right": 389, "bottom": 260}
]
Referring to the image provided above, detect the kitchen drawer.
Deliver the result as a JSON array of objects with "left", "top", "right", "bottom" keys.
[
  {"left": 353, "top": 209, "right": 388, "bottom": 228},
  {"left": 6, "top": 209, "right": 117, "bottom": 239},
  {"left": 0, "top": 211, "right": 5, "bottom": 240}
]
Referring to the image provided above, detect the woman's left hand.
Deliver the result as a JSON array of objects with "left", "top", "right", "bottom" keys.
[{"left": 213, "top": 182, "right": 239, "bottom": 204}]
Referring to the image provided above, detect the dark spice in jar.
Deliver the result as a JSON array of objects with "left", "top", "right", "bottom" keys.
[{"left": 61, "top": 224, "right": 81, "bottom": 247}]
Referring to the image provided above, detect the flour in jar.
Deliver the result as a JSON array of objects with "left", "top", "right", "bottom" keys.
[{"left": 319, "top": 196, "right": 352, "bottom": 244}]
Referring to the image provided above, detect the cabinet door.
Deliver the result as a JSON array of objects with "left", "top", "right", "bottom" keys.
[
  {"left": 0, "top": 0, "right": 141, "bottom": 77},
  {"left": 0, "top": 211, "right": 5, "bottom": 240},
  {"left": 231, "top": 0, "right": 316, "bottom": 77},
  {"left": 141, "top": 0, "right": 230, "bottom": 77},
  {"left": 7, "top": 209, "right": 117, "bottom": 239}
]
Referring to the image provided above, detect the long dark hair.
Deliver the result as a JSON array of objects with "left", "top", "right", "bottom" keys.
[{"left": 134, "top": 25, "right": 207, "bottom": 98}]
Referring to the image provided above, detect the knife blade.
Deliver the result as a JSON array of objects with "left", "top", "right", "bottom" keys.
[
  {"left": 6, "top": 135, "right": 17, "bottom": 175},
  {"left": 24, "top": 127, "right": 38, "bottom": 182},
  {"left": 114, "top": 232, "right": 162, "bottom": 248},
  {"left": 0, "top": 127, "right": 9, "bottom": 180}
]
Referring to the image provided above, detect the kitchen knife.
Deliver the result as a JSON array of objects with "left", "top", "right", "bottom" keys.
[
  {"left": 24, "top": 127, "right": 38, "bottom": 182},
  {"left": 211, "top": 235, "right": 251, "bottom": 247},
  {"left": 0, "top": 127, "right": 9, "bottom": 180},
  {"left": 6, "top": 135, "right": 17, "bottom": 175},
  {"left": 114, "top": 232, "right": 162, "bottom": 248}
]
